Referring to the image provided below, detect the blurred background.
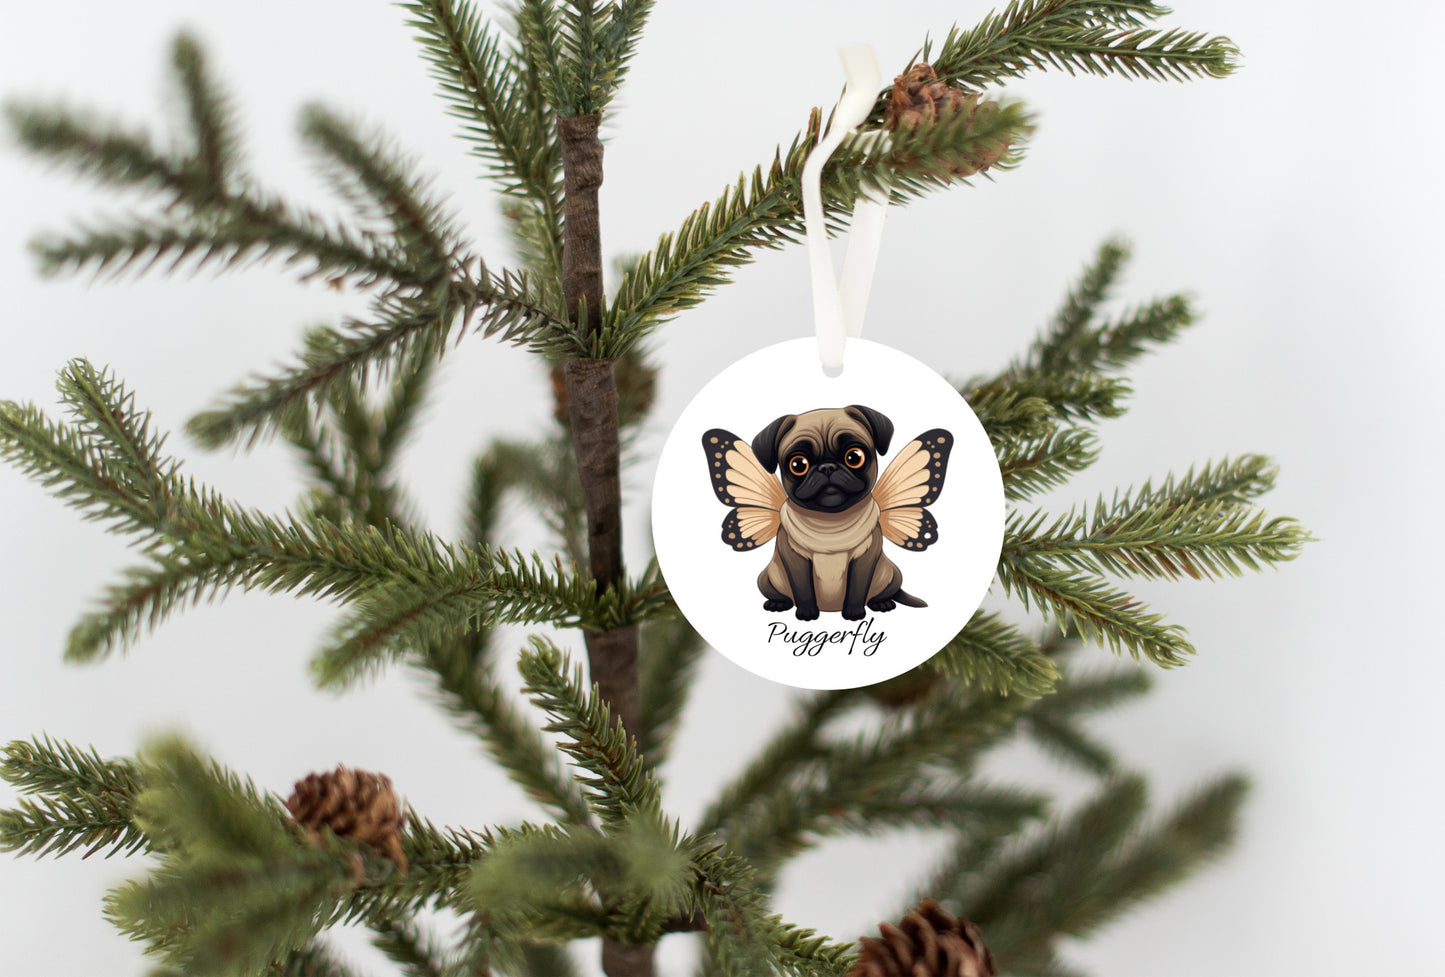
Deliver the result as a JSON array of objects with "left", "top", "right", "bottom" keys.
[{"left": 1, "top": 2, "right": 1440, "bottom": 974}]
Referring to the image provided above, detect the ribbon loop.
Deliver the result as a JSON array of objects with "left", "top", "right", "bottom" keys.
[{"left": 801, "top": 45, "right": 888, "bottom": 373}]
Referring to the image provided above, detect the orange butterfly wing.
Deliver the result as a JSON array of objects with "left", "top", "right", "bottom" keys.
[
  {"left": 702, "top": 429, "right": 785, "bottom": 551},
  {"left": 873, "top": 429, "right": 952, "bottom": 550}
]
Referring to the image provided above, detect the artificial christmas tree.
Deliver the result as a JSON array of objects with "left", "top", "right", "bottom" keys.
[{"left": 0, "top": 2, "right": 1308, "bottom": 975}]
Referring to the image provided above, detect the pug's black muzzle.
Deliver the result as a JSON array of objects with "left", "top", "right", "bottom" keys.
[{"left": 792, "top": 464, "right": 869, "bottom": 511}]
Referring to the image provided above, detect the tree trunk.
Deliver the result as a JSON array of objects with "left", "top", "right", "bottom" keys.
[{"left": 557, "top": 112, "right": 654, "bottom": 977}]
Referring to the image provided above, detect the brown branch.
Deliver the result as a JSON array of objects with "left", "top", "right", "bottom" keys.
[{"left": 556, "top": 112, "right": 652, "bottom": 977}]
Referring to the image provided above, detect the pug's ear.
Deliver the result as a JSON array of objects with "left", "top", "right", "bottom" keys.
[
  {"left": 751, "top": 414, "right": 796, "bottom": 473},
  {"left": 845, "top": 405, "right": 894, "bottom": 455}
]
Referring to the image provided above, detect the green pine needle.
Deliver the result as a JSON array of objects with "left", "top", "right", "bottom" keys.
[
  {"left": 0, "top": 736, "right": 147, "bottom": 859},
  {"left": 300, "top": 104, "right": 461, "bottom": 272},
  {"left": 929, "top": 612, "right": 1062, "bottom": 698},
  {"left": 998, "top": 554, "right": 1195, "bottom": 665},
  {"left": 186, "top": 276, "right": 571, "bottom": 450},
  {"left": 517, "top": 638, "right": 662, "bottom": 825},
  {"left": 925, "top": 2, "right": 1239, "bottom": 91},
  {"left": 637, "top": 613, "right": 708, "bottom": 770},
  {"left": 999, "top": 427, "right": 1100, "bottom": 501},
  {"left": 1006, "top": 474, "right": 1309, "bottom": 583},
  {"left": 606, "top": 100, "right": 1033, "bottom": 352},
  {"left": 416, "top": 637, "right": 594, "bottom": 826}
]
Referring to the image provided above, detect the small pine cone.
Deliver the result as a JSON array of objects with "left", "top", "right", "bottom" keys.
[
  {"left": 885, "top": 63, "right": 971, "bottom": 131},
  {"left": 845, "top": 900, "right": 995, "bottom": 977},
  {"left": 286, "top": 766, "right": 408, "bottom": 875},
  {"left": 883, "top": 63, "right": 1007, "bottom": 178}
]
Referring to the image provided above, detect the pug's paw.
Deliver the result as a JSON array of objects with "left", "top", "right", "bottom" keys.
[
  {"left": 841, "top": 604, "right": 867, "bottom": 621},
  {"left": 794, "top": 605, "right": 820, "bottom": 622},
  {"left": 763, "top": 598, "right": 794, "bottom": 613},
  {"left": 867, "top": 596, "right": 897, "bottom": 613}
]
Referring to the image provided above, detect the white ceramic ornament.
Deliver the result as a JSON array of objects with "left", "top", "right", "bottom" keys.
[{"left": 650, "top": 46, "right": 1004, "bottom": 690}]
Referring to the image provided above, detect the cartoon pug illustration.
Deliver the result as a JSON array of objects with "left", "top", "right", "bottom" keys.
[{"left": 703, "top": 405, "right": 952, "bottom": 621}]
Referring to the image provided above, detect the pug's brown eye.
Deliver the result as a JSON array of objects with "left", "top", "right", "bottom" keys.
[
  {"left": 844, "top": 447, "right": 867, "bottom": 469},
  {"left": 788, "top": 455, "right": 810, "bottom": 476}
]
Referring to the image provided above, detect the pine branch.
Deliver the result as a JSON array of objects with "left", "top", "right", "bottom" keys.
[
  {"left": 955, "top": 774, "right": 1150, "bottom": 958},
  {"left": 4, "top": 362, "right": 649, "bottom": 664},
  {"left": 723, "top": 691, "right": 1030, "bottom": 882},
  {"left": 375, "top": 338, "right": 442, "bottom": 472},
  {"left": 416, "top": 638, "right": 593, "bottom": 826},
  {"left": 1035, "top": 662, "right": 1153, "bottom": 715},
  {"left": 513, "top": 0, "right": 571, "bottom": 117},
  {"left": 403, "top": 0, "right": 566, "bottom": 305},
  {"left": 516, "top": 941, "right": 580, "bottom": 977},
  {"left": 59, "top": 505, "right": 485, "bottom": 663},
  {"left": 959, "top": 773, "right": 1247, "bottom": 966},
  {"left": 5, "top": 102, "right": 184, "bottom": 195},
  {"left": 567, "top": 0, "right": 654, "bottom": 116},
  {"left": 606, "top": 100, "right": 1032, "bottom": 352},
  {"left": 462, "top": 820, "right": 693, "bottom": 947},
  {"left": 924, "top": 2, "right": 1238, "bottom": 91},
  {"left": 9, "top": 78, "right": 429, "bottom": 289},
  {"left": 485, "top": 438, "right": 588, "bottom": 563},
  {"left": 0, "top": 371, "right": 170, "bottom": 541},
  {"left": 315, "top": 551, "right": 670, "bottom": 687},
  {"left": 187, "top": 275, "right": 571, "bottom": 449},
  {"left": 511, "top": 0, "right": 652, "bottom": 118},
  {"left": 0, "top": 736, "right": 146, "bottom": 859},
  {"left": 402, "top": 0, "right": 563, "bottom": 208},
  {"left": 1043, "top": 295, "right": 1197, "bottom": 375},
  {"left": 696, "top": 690, "right": 855, "bottom": 837},
  {"left": 283, "top": 409, "right": 369, "bottom": 519},
  {"left": 1005, "top": 483, "right": 1309, "bottom": 583},
  {"left": 1081, "top": 773, "right": 1248, "bottom": 931},
  {"left": 516, "top": 638, "right": 661, "bottom": 826},
  {"left": 412, "top": 451, "right": 594, "bottom": 827},
  {"left": 998, "top": 554, "right": 1194, "bottom": 665},
  {"left": 300, "top": 105, "right": 460, "bottom": 271},
  {"left": 636, "top": 613, "right": 707, "bottom": 770},
  {"left": 929, "top": 611, "right": 1061, "bottom": 698},
  {"left": 1025, "top": 714, "right": 1119, "bottom": 776},
  {"left": 371, "top": 916, "right": 447, "bottom": 977},
  {"left": 30, "top": 204, "right": 420, "bottom": 287},
  {"left": 103, "top": 737, "right": 362, "bottom": 977},
  {"left": 281, "top": 334, "right": 435, "bottom": 528},
  {"left": 1018, "top": 656, "right": 1152, "bottom": 775},
  {"left": 833, "top": 780, "right": 1049, "bottom": 837},
  {"left": 1031, "top": 236, "right": 1132, "bottom": 373},
  {"left": 270, "top": 942, "right": 368, "bottom": 977},
  {"left": 170, "top": 32, "right": 240, "bottom": 194},
  {"left": 690, "top": 845, "right": 855, "bottom": 977},
  {"left": 966, "top": 371, "right": 1129, "bottom": 443},
  {"left": 999, "top": 426, "right": 1098, "bottom": 500}
]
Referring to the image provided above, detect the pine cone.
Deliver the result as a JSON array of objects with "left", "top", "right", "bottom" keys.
[
  {"left": 885, "top": 63, "right": 972, "bottom": 131},
  {"left": 883, "top": 63, "right": 1008, "bottom": 178},
  {"left": 286, "top": 766, "right": 408, "bottom": 875},
  {"left": 845, "top": 899, "right": 995, "bottom": 977}
]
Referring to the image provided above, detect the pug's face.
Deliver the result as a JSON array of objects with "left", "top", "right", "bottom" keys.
[{"left": 753, "top": 405, "right": 895, "bottom": 514}]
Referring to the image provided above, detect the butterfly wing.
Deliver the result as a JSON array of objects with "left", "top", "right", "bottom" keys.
[
  {"left": 873, "top": 428, "right": 952, "bottom": 550},
  {"left": 703, "top": 429, "right": 786, "bottom": 551}
]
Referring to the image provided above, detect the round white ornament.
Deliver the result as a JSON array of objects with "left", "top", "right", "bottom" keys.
[{"left": 652, "top": 337, "right": 1003, "bottom": 689}]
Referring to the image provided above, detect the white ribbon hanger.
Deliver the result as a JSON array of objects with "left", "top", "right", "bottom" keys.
[{"left": 801, "top": 45, "right": 889, "bottom": 374}]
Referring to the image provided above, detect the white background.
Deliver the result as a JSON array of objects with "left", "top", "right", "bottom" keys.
[{"left": 1, "top": 2, "right": 1440, "bottom": 975}]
